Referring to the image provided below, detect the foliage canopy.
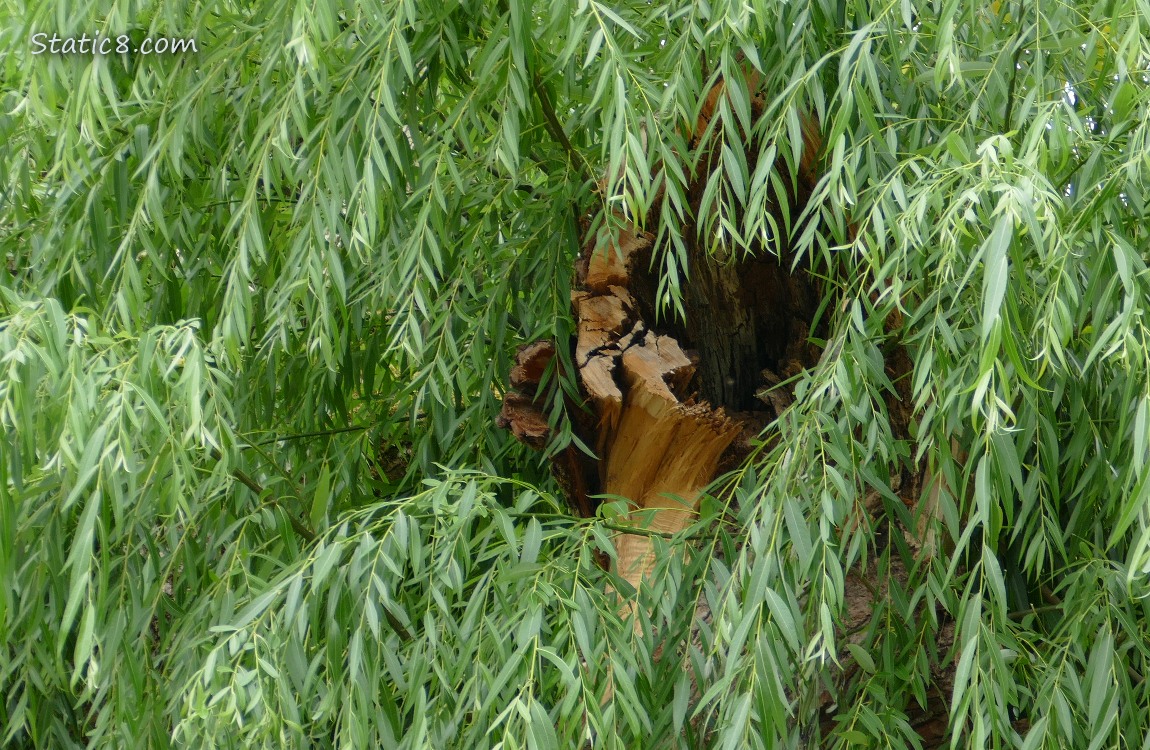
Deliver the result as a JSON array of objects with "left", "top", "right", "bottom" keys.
[{"left": 3, "top": 0, "right": 1150, "bottom": 747}]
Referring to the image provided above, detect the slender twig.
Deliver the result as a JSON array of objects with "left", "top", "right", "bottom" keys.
[
  {"left": 1001, "top": 1, "right": 1028, "bottom": 133},
  {"left": 463, "top": 509, "right": 704, "bottom": 540},
  {"left": 384, "top": 507, "right": 720, "bottom": 541},
  {"left": 229, "top": 464, "right": 317, "bottom": 543},
  {"left": 1006, "top": 604, "right": 1061, "bottom": 621},
  {"left": 1006, "top": 585, "right": 1063, "bottom": 620},
  {"left": 1056, "top": 156, "right": 1089, "bottom": 192},
  {"left": 244, "top": 441, "right": 309, "bottom": 505},
  {"left": 1039, "top": 584, "right": 1061, "bottom": 605},
  {"left": 533, "top": 73, "right": 593, "bottom": 186},
  {"left": 253, "top": 424, "right": 368, "bottom": 446},
  {"left": 212, "top": 450, "right": 316, "bottom": 543},
  {"left": 599, "top": 520, "right": 684, "bottom": 540}
]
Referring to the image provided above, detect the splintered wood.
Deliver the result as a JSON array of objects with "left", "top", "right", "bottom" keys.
[
  {"left": 576, "top": 227, "right": 739, "bottom": 593},
  {"left": 496, "top": 340, "right": 556, "bottom": 451},
  {"left": 498, "top": 223, "right": 740, "bottom": 600}
]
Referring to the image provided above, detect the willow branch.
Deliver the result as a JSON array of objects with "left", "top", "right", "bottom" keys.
[
  {"left": 229, "top": 465, "right": 317, "bottom": 543},
  {"left": 212, "top": 450, "right": 317, "bottom": 543},
  {"left": 533, "top": 73, "right": 593, "bottom": 186}
]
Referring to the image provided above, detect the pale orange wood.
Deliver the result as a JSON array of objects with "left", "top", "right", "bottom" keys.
[
  {"left": 574, "top": 215, "right": 742, "bottom": 616},
  {"left": 583, "top": 226, "right": 646, "bottom": 292},
  {"left": 602, "top": 334, "right": 738, "bottom": 593}
]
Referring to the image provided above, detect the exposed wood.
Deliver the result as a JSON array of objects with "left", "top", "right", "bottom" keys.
[
  {"left": 500, "top": 68, "right": 832, "bottom": 607},
  {"left": 574, "top": 224, "right": 741, "bottom": 595},
  {"left": 582, "top": 225, "right": 648, "bottom": 293},
  {"left": 602, "top": 333, "right": 739, "bottom": 589},
  {"left": 496, "top": 340, "right": 556, "bottom": 451},
  {"left": 496, "top": 339, "right": 601, "bottom": 518}
]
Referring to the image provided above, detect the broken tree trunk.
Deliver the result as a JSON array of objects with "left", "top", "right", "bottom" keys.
[
  {"left": 572, "top": 227, "right": 741, "bottom": 593},
  {"left": 498, "top": 223, "right": 744, "bottom": 596},
  {"left": 499, "top": 64, "right": 828, "bottom": 608},
  {"left": 497, "top": 67, "right": 960, "bottom": 749}
]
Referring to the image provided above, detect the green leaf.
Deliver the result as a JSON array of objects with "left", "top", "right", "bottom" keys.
[
  {"left": 981, "top": 213, "right": 1012, "bottom": 340},
  {"left": 311, "top": 462, "right": 331, "bottom": 531}
]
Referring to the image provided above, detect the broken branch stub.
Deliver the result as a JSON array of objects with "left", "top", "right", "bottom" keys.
[
  {"left": 603, "top": 335, "right": 739, "bottom": 589},
  {"left": 575, "top": 223, "right": 744, "bottom": 593},
  {"left": 496, "top": 340, "right": 556, "bottom": 451},
  {"left": 498, "top": 219, "right": 741, "bottom": 597}
]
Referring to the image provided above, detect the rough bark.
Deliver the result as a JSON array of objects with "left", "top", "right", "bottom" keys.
[{"left": 679, "top": 81, "right": 825, "bottom": 412}]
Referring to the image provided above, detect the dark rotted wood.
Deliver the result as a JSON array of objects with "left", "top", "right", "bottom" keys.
[
  {"left": 682, "top": 248, "right": 821, "bottom": 411},
  {"left": 617, "top": 68, "right": 828, "bottom": 413},
  {"left": 678, "top": 73, "right": 825, "bottom": 412}
]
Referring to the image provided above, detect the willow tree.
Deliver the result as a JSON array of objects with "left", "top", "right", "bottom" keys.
[{"left": 3, "top": 0, "right": 1150, "bottom": 747}]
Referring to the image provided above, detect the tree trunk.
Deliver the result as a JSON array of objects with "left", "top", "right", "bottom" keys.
[{"left": 497, "top": 70, "right": 956, "bottom": 747}]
